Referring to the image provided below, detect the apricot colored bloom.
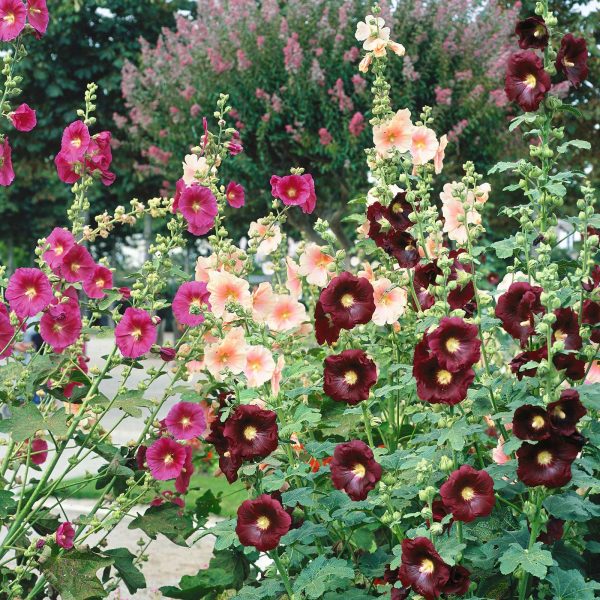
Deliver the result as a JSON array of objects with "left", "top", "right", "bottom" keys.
[
  {"left": 358, "top": 53, "right": 372, "bottom": 73},
  {"left": 474, "top": 182, "right": 491, "bottom": 204},
  {"left": 252, "top": 281, "right": 276, "bottom": 323},
  {"left": 433, "top": 134, "right": 448, "bottom": 174},
  {"left": 440, "top": 182, "right": 482, "bottom": 245},
  {"left": 298, "top": 243, "right": 334, "bottom": 287},
  {"left": 207, "top": 269, "right": 252, "bottom": 320},
  {"left": 585, "top": 361, "right": 600, "bottom": 384},
  {"left": 182, "top": 153, "right": 209, "bottom": 185},
  {"left": 285, "top": 257, "right": 302, "bottom": 299},
  {"left": 355, "top": 15, "right": 390, "bottom": 51},
  {"left": 204, "top": 327, "right": 247, "bottom": 378},
  {"left": 248, "top": 220, "right": 282, "bottom": 256},
  {"left": 372, "top": 277, "right": 407, "bottom": 326},
  {"left": 410, "top": 126, "right": 438, "bottom": 165},
  {"left": 267, "top": 294, "right": 307, "bottom": 332},
  {"left": 357, "top": 262, "right": 375, "bottom": 283},
  {"left": 388, "top": 41, "right": 406, "bottom": 56},
  {"left": 244, "top": 345, "right": 276, "bottom": 388},
  {"left": 492, "top": 436, "right": 511, "bottom": 465},
  {"left": 372, "top": 38, "right": 388, "bottom": 58},
  {"left": 373, "top": 109, "right": 413, "bottom": 156},
  {"left": 271, "top": 354, "right": 285, "bottom": 397}
]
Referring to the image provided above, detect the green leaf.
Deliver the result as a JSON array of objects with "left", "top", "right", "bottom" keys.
[
  {"left": 543, "top": 492, "right": 600, "bottom": 522},
  {"left": 233, "top": 580, "right": 285, "bottom": 600},
  {"left": 103, "top": 547, "right": 146, "bottom": 594},
  {"left": 546, "top": 567, "right": 600, "bottom": 600},
  {"left": 281, "top": 487, "right": 316, "bottom": 508},
  {"left": 281, "top": 521, "right": 328, "bottom": 545},
  {"left": 546, "top": 182, "right": 567, "bottom": 197},
  {"left": 128, "top": 504, "right": 193, "bottom": 547},
  {"left": 0, "top": 490, "right": 17, "bottom": 519},
  {"left": 358, "top": 548, "right": 389, "bottom": 578},
  {"left": 556, "top": 139, "right": 591, "bottom": 154},
  {"left": 195, "top": 489, "right": 222, "bottom": 521},
  {"left": 96, "top": 390, "right": 154, "bottom": 418},
  {"left": 488, "top": 161, "right": 520, "bottom": 175},
  {"left": 509, "top": 114, "right": 538, "bottom": 132},
  {"left": 293, "top": 556, "right": 354, "bottom": 599},
  {"left": 499, "top": 542, "right": 554, "bottom": 579},
  {"left": 577, "top": 384, "right": 600, "bottom": 411},
  {"left": 491, "top": 236, "right": 517, "bottom": 259},
  {"left": 0, "top": 403, "right": 68, "bottom": 442}
]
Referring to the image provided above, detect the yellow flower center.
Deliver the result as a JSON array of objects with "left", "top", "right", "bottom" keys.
[
  {"left": 25, "top": 287, "right": 37, "bottom": 300},
  {"left": 531, "top": 415, "right": 546, "bottom": 429},
  {"left": 524, "top": 74, "right": 537, "bottom": 89},
  {"left": 419, "top": 559, "right": 435, "bottom": 575},
  {"left": 461, "top": 486, "right": 475, "bottom": 501},
  {"left": 3, "top": 13, "right": 15, "bottom": 25},
  {"left": 563, "top": 58, "right": 575, "bottom": 68},
  {"left": 341, "top": 293, "right": 354, "bottom": 308},
  {"left": 96, "top": 278, "right": 105, "bottom": 288},
  {"left": 554, "top": 329, "right": 567, "bottom": 342},
  {"left": 437, "top": 370, "right": 452, "bottom": 385},
  {"left": 256, "top": 516, "right": 270, "bottom": 530},
  {"left": 180, "top": 417, "right": 191, "bottom": 428},
  {"left": 287, "top": 187, "right": 297, "bottom": 198},
  {"left": 164, "top": 453, "right": 174, "bottom": 465},
  {"left": 445, "top": 337, "right": 460, "bottom": 353},
  {"left": 344, "top": 370, "right": 358, "bottom": 385},
  {"left": 71, "top": 137, "right": 82, "bottom": 148},
  {"left": 71, "top": 262, "right": 80, "bottom": 273},
  {"left": 244, "top": 425, "right": 258, "bottom": 441},
  {"left": 552, "top": 406, "right": 566, "bottom": 420},
  {"left": 131, "top": 327, "right": 143, "bottom": 341},
  {"left": 534, "top": 25, "right": 545, "bottom": 38},
  {"left": 414, "top": 139, "right": 426, "bottom": 150},
  {"left": 352, "top": 463, "right": 366, "bottom": 478},
  {"left": 192, "top": 202, "right": 200, "bottom": 213},
  {"left": 55, "top": 245, "right": 64, "bottom": 256},
  {"left": 392, "top": 203, "right": 404, "bottom": 214},
  {"left": 52, "top": 324, "right": 63, "bottom": 333},
  {"left": 537, "top": 450, "right": 553, "bottom": 466}
]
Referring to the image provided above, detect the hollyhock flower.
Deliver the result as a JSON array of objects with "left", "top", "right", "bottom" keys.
[
  {"left": 383, "top": 230, "right": 420, "bottom": 268},
  {"left": 547, "top": 389, "right": 587, "bottom": 436},
  {"left": 252, "top": 281, "right": 276, "bottom": 323},
  {"left": 172, "top": 281, "right": 210, "bottom": 327},
  {"left": 0, "top": 0, "right": 25, "bottom": 41},
  {"left": 366, "top": 202, "right": 390, "bottom": 247},
  {"left": 516, "top": 435, "right": 579, "bottom": 488},
  {"left": 42, "top": 227, "right": 75, "bottom": 270},
  {"left": 515, "top": 16, "right": 548, "bottom": 50},
  {"left": 442, "top": 565, "right": 471, "bottom": 596},
  {"left": 505, "top": 51, "right": 551, "bottom": 112},
  {"left": 355, "top": 15, "right": 390, "bottom": 51},
  {"left": 410, "top": 126, "right": 438, "bottom": 166},
  {"left": 0, "top": 137, "right": 15, "bottom": 186},
  {"left": 248, "top": 220, "right": 282, "bottom": 256},
  {"left": 412, "top": 262, "right": 441, "bottom": 311},
  {"left": 387, "top": 192, "right": 413, "bottom": 232},
  {"left": 85, "top": 131, "right": 115, "bottom": 186},
  {"left": 55, "top": 522, "right": 75, "bottom": 550},
  {"left": 495, "top": 282, "right": 544, "bottom": 347},
  {"left": 40, "top": 299, "right": 82, "bottom": 353},
  {"left": 440, "top": 182, "right": 483, "bottom": 245},
  {"left": 298, "top": 243, "right": 334, "bottom": 287},
  {"left": 182, "top": 153, "right": 209, "bottom": 185},
  {"left": 270, "top": 173, "right": 316, "bottom": 214},
  {"left": 553, "top": 352, "right": 585, "bottom": 380},
  {"left": 510, "top": 345, "right": 547, "bottom": 380},
  {"left": 244, "top": 345, "right": 276, "bottom": 387},
  {"left": 330, "top": 440, "right": 382, "bottom": 501},
  {"left": 58, "top": 244, "right": 95, "bottom": 283},
  {"left": 207, "top": 270, "right": 252, "bottom": 320},
  {"left": 391, "top": 588, "right": 410, "bottom": 600},
  {"left": 225, "top": 181, "right": 245, "bottom": 208},
  {"left": 373, "top": 109, "right": 413, "bottom": 156},
  {"left": 399, "top": 537, "right": 450, "bottom": 600},
  {"left": 114, "top": 307, "right": 157, "bottom": 359},
  {"left": 178, "top": 184, "right": 218, "bottom": 236},
  {"left": 492, "top": 437, "right": 511, "bottom": 465},
  {"left": 582, "top": 299, "right": 600, "bottom": 342},
  {"left": 61, "top": 121, "right": 90, "bottom": 161},
  {"left": 159, "top": 347, "right": 176, "bottom": 362},
  {"left": 30, "top": 438, "right": 48, "bottom": 466},
  {"left": 538, "top": 518, "right": 564, "bottom": 545},
  {"left": 6, "top": 268, "right": 53, "bottom": 318},
  {"left": 434, "top": 134, "right": 448, "bottom": 174},
  {"left": 82, "top": 264, "right": 113, "bottom": 299},
  {"left": 556, "top": 34, "right": 589, "bottom": 87},
  {"left": 166, "top": 402, "right": 206, "bottom": 440},
  {"left": 427, "top": 317, "right": 481, "bottom": 372},
  {"left": 266, "top": 294, "right": 306, "bottom": 332},
  {"left": 372, "top": 278, "right": 407, "bottom": 326},
  {"left": 146, "top": 437, "right": 186, "bottom": 480},
  {"left": 552, "top": 308, "right": 582, "bottom": 350},
  {"left": 512, "top": 404, "right": 551, "bottom": 440},
  {"left": 285, "top": 257, "right": 302, "bottom": 299},
  {"left": 223, "top": 404, "right": 278, "bottom": 460},
  {"left": 175, "top": 446, "right": 194, "bottom": 494},
  {"left": 323, "top": 349, "right": 377, "bottom": 404},
  {"left": 319, "top": 272, "right": 375, "bottom": 330},
  {"left": 235, "top": 494, "right": 291, "bottom": 552},
  {"left": 271, "top": 355, "right": 285, "bottom": 397},
  {"left": 204, "top": 327, "right": 247, "bottom": 378},
  {"left": 440, "top": 465, "right": 495, "bottom": 523},
  {"left": 54, "top": 151, "right": 79, "bottom": 184},
  {"left": 0, "top": 311, "right": 14, "bottom": 358},
  {"left": 314, "top": 300, "right": 341, "bottom": 345},
  {"left": 10, "top": 103, "right": 36, "bottom": 132},
  {"left": 26, "top": 0, "right": 49, "bottom": 35}
]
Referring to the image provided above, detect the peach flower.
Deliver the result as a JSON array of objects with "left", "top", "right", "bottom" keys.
[
  {"left": 244, "top": 345, "right": 276, "bottom": 388},
  {"left": 358, "top": 53, "right": 372, "bottom": 73},
  {"left": 248, "top": 220, "right": 282, "bottom": 256},
  {"left": 207, "top": 269, "right": 252, "bottom": 320},
  {"left": 252, "top": 281, "right": 276, "bottom": 323},
  {"left": 355, "top": 15, "right": 390, "bottom": 51},
  {"left": 267, "top": 294, "right": 307, "bottom": 332},
  {"left": 204, "top": 327, "right": 247, "bottom": 379},
  {"left": 372, "top": 277, "right": 407, "bottom": 326},
  {"left": 182, "top": 154, "right": 209, "bottom": 185},
  {"left": 433, "top": 134, "right": 448, "bottom": 174},
  {"left": 585, "top": 361, "right": 600, "bottom": 384},
  {"left": 410, "top": 126, "right": 439, "bottom": 165},
  {"left": 492, "top": 436, "right": 511, "bottom": 465},
  {"left": 195, "top": 252, "right": 244, "bottom": 283},
  {"left": 373, "top": 109, "right": 413, "bottom": 156},
  {"left": 440, "top": 182, "right": 481, "bottom": 245},
  {"left": 298, "top": 243, "right": 335, "bottom": 287},
  {"left": 285, "top": 257, "right": 302, "bottom": 299},
  {"left": 271, "top": 354, "right": 285, "bottom": 397}
]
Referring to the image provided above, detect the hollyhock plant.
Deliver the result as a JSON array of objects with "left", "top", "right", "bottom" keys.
[
  {"left": 314, "top": 300, "right": 341, "bottom": 346},
  {"left": 556, "top": 33, "right": 589, "bottom": 87},
  {"left": 57, "top": 243, "right": 95, "bottom": 283},
  {"left": 114, "top": 307, "right": 157, "bottom": 359},
  {"left": 174, "top": 446, "right": 194, "bottom": 494},
  {"left": 373, "top": 108, "right": 413, "bottom": 156},
  {"left": 319, "top": 272, "right": 375, "bottom": 330},
  {"left": 146, "top": 437, "right": 186, "bottom": 481},
  {"left": 9, "top": 103, "right": 36, "bottom": 132},
  {"left": 426, "top": 317, "right": 481, "bottom": 372},
  {"left": 5, "top": 267, "right": 53, "bottom": 318},
  {"left": 504, "top": 51, "right": 551, "bottom": 112},
  {"left": 323, "top": 349, "right": 377, "bottom": 405},
  {"left": 510, "top": 345, "right": 547, "bottom": 380},
  {"left": 29, "top": 438, "right": 48, "bottom": 466},
  {"left": 515, "top": 16, "right": 548, "bottom": 50},
  {"left": 55, "top": 522, "right": 75, "bottom": 550},
  {"left": 399, "top": 537, "right": 450, "bottom": 600},
  {"left": 383, "top": 230, "right": 420, "bottom": 268},
  {"left": 206, "top": 270, "right": 251, "bottom": 320},
  {"left": 442, "top": 565, "right": 471, "bottom": 596},
  {"left": 372, "top": 277, "right": 407, "bottom": 326},
  {"left": 0, "top": 311, "right": 14, "bottom": 358},
  {"left": 439, "top": 465, "right": 495, "bottom": 523},
  {"left": 552, "top": 308, "right": 582, "bottom": 350},
  {"left": 330, "top": 440, "right": 382, "bottom": 501},
  {"left": 266, "top": 294, "right": 306, "bottom": 332},
  {"left": 0, "top": 0, "right": 26, "bottom": 41},
  {"left": 223, "top": 404, "right": 278, "bottom": 460},
  {"left": 60, "top": 120, "right": 90, "bottom": 161},
  {"left": 225, "top": 181, "right": 245, "bottom": 208},
  {"left": 0, "top": 137, "right": 15, "bottom": 186},
  {"left": 538, "top": 518, "right": 565, "bottom": 545},
  {"left": 172, "top": 281, "right": 211, "bottom": 326},
  {"left": 165, "top": 402, "right": 206, "bottom": 440},
  {"left": 409, "top": 126, "right": 438, "bottom": 166},
  {"left": 204, "top": 327, "right": 247, "bottom": 378},
  {"left": 39, "top": 299, "right": 82, "bottom": 353},
  {"left": 82, "top": 264, "right": 113, "bottom": 299},
  {"left": 235, "top": 494, "right": 291, "bottom": 552},
  {"left": 387, "top": 192, "right": 413, "bottom": 232},
  {"left": 270, "top": 173, "right": 316, "bottom": 214}
]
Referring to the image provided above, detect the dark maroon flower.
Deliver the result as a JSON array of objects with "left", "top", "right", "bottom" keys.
[
  {"left": 505, "top": 51, "right": 551, "bottom": 112},
  {"left": 516, "top": 435, "right": 579, "bottom": 488},
  {"left": 412, "top": 261, "right": 441, "bottom": 311},
  {"left": 383, "top": 230, "right": 420, "bottom": 268},
  {"left": 159, "top": 347, "right": 177, "bottom": 361},
  {"left": 547, "top": 389, "right": 587, "bottom": 436},
  {"left": 427, "top": 317, "right": 481, "bottom": 372},
  {"left": 366, "top": 202, "right": 390, "bottom": 247},
  {"left": 582, "top": 299, "right": 600, "bottom": 343},
  {"left": 537, "top": 518, "right": 565, "bottom": 545},
  {"left": 218, "top": 450, "right": 243, "bottom": 484},
  {"left": 387, "top": 192, "right": 413, "bottom": 231},
  {"left": 314, "top": 300, "right": 341, "bottom": 346},
  {"left": 512, "top": 404, "right": 551, "bottom": 440},
  {"left": 235, "top": 494, "right": 291, "bottom": 551},
  {"left": 323, "top": 349, "right": 377, "bottom": 405},
  {"left": 495, "top": 282, "right": 544, "bottom": 347},
  {"left": 442, "top": 565, "right": 471, "bottom": 596},
  {"left": 552, "top": 308, "right": 582, "bottom": 350},
  {"left": 431, "top": 499, "right": 454, "bottom": 533},
  {"left": 330, "top": 440, "right": 382, "bottom": 501},
  {"left": 487, "top": 272, "right": 500, "bottom": 286},
  {"left": 510, "top": 346, "right": 547, "bottom": 380},
  {"left": 515, "top": 16, "right": 549, "bottom": 50},
  {"left": 556, "top": 33, "right": 589, "bottom": 87},
  {"left": 175, "top": 446, "right": 194, "bottom": 494},
  {"left": 439, "top": 465, "right": 495, "bottom": 523},
  {"left": 553, "top": 352, "right": 586, "bottom": 380},
  {"left": 223, "top": 404, "right": 278, "bottom": 461},
  {"left": 399, "top": 537, "right": 450, "bottom": 600},
  {"left": 447, "top": 250, "right": 476, "bottom": 312},
  {"left": 583, "top": 265, "right": 600, "bottom": 292},
  {"left": 319, "top": 272, "right": 375, "bottom": 330},
  {"left": 391, "top": 588, "right": 410, "bottom": 600}
]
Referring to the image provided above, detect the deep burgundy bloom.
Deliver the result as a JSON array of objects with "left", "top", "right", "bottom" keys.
[
  {"left": 61, "top": 120, "right": 90, "bottom": 161},
  {"left": 442, "top": 565, "right": 471, "bottom": 596},
  {"left": 236, "top": 494, "right": 292, "bottom": 551},
  {"left": 431, "top": 499, "right": 454, "bottom": 532},
  {"left": 10, "top": 103, "right": 36, "bottom": 132},
  {"left": 146, "top": 437, "right": 186, "bottom": 481},
  {"left": 223, "top": 404, "right": 278, "bottom": 460},
  {"left": 165, "top": 402, "right": 206, "bottom": 440},
  {"left": 547, "top": 389, "right": 587, "bottom": 436},
  {"left": 510, "top": 345, "right": 547, "bottom": 380},
  {"left": 515, "top": 16, "right": 548, "bottom": 50},
  {"left": 172, "top": 281, "right": 210, "bottom": 327},
  {"left": 314, "top": 300, "right": 341, "bottom": 346},
  {"left": 387, "top": 192, "right": 413, "bottom": 231},
  {"left": 115, "top": 307, "right": 157, "bottom": 359},
  {"left": 383, "top": 230, "right": 420, "bottom": 268},
  {"left": 43, "top": 227, "right": 75, "bottom": 270},
  {"left": 583, "top": 265, "right": 600, "bottom": 292},
  {"left": 225, "top": 181, "right": 245, "bottom": 208},
  {"left": 83, "top": 264, "right": 113, "bottom": 299},
  {"left": 159, "top": 346, "right": 176, "bottom": 361},
  {"left": 40, "top": 298, "right": 82, "bottom": 353},
  {"left": 330, "top": 440, "right": 382, "bottom": 501},
  {"left": 27, "top": 0, "right": 49, "bottom": 35},
  {"left": 0, "top": 0, "right": 26, "bottom": 41},
  {"left": 6, "top": 267, "right": 53, "bottom": 318},
  {"left": 391, "top": 588, "right": 410, "bottom": 600},
  {"left": 516, "top": 435, "right": 579, "bottom": 488},
  {"left": 57, "top": 243, "right": 95, "bottom": 283},
  {"left": 427, "top": 317, "right": 481, "bottom": 372},
  {"left": 495, "top": 282, "right": 544, "bottom": 346},
  {"left": 556, "top": 33, "right": 589, "bottom": 87},
  {"left": 319, "top": 272, "right": 375, "bottom": 330},
  {"left": 412, "top": 261, "right": 441, "bottom": 311},
  {"left": 553, "top": 352, "right": 585, "bottom": 380},
  {"left": 582, "top": 299, "right": 600, "bottom": 343},
  {"left": 552, "top": 308, "right": 582, "bottom": 350},
  {"left": 0, "top": 137, "right": 15, "bottom": 186},
  {"left": 177, "top": 184, "right": 218, "bottom": 236},
  {"left": 323, "top": 349, "right": 377, "bottom": 405},
  {"left": 366, "top": 202, "right": 389, "bottom": 247},
  {"left": 174, "top": 446, "right": 194, "bottom": 494},
  {"left": 537, "top": 518, "right": 565, "bottom": 545},
  {"left": 55, "top": 522, "right": 75, "bottom": 550},
  {"left": 505, "top": 51, "right": 551, "bottom": 112},
  {"left": 30, "top": 438, "right": 48, "bottom": 466},
  {"left": 439, "top": 465, "right": 495, "bottom": 523},
  {"left": 399, "top": 537, "right": 450, "bottom": 600},
  {"left": 512, "top": 404, "right": 551, "bottom": 440}
]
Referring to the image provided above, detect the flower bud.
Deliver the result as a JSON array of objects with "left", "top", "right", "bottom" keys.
[{"left": 418, "top": 486, "right": 437, "bottom": 504}]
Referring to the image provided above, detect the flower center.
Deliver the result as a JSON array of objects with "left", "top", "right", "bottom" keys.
[
  {"left": 552, "top": 406, "right": 566, "bottom": 420},
  {"left": 524, "top": 74, "right": 537, "bottom": 89},
  {"left": 25, "top": 287, "right": 37, "bottom": 300},
  {"left": 164, "top": 453, "right": 174, "bottom": 465},
  {"left": 461, "top": 486, "right": 475, "bottom": 501},
  {"left": 287, "top": 187, "right": 297, "bottom": 198},
  {"left": 244, "top": 425, "right": 258, "bottom": 441},
  {"left": 71, "top": 137, "right": 82, "bottom": 149},
  {"left": 419, "top": 559, "right": 435, "bottom": 575},
  {"left": 180, "top": 416, "right": 191, "bottom": 428},
  {"left": 537, "top": 450, "right": 553, "bottom": 466},
  {"left": 352, "top": 463, "right": 366, "bottom": 478},
  {"left": 131, "top": 327, "right": 143, "bottom": 341},
  {"left": 534, "top": 25, "right": 545, "bottom": 38},
  {"left": 563, "top": 58, "right": 575, "bottom": 68},
  {"left": 192, "top": 202, "right": 200, "bottom": 213},
  {"left": 256, "top": 516, "right": 270, "bottom": 530},
  {"left": 554, "top": 329, "right": 567, "bottom": 341},
  {"left": 70, "top": 262, "right": 80, "bottom": 273},
  {"left": 414, "top": 139, "right": 426, "bottom": 150},
  {"left": 531, "top": 415, "right": 546, "bottom": 429},
  {"left": 228, "top": 192, "right": 235, "bottom": 201},
  {"left": 344, "top": 370, "right": 358, "bottom": 385},
  {"left": 55, "top": 244, "right": 64, "bottom": 256},
  {"left": 96, "top": 278, "right": 105, "bottom": 288},
  {"left": 436, "top": 369, "right": 452, "bottom": 385},
  {"left": 52, "top": 324, "right": 63, "bottom": 333},
  {"left": 340, "top": 293, "right": 354, "bottom": 308},
  {"left": 3, "top": 12, "right": 15, "bottom": 25},
  {"left": 445, "top": 337, "right": 461, "bottom": 353}
]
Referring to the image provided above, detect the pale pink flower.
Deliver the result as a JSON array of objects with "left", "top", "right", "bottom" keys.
[
  {"left": 182, "top": 154, "right": 209, "bottom": 185},
  {"left": 373, "top": 109, "right": 413, "bottom": 156},
  {"left": 585, "top": 361, "right": 600, "bottom": 384},
  {"left": 434, "top": 134, "right": 448, "bottom": 175},
  {"left": 358, "top": 54, "right": 372, "bottom": 73},
  {"left": 372, "top": 278, "right": 407, "bottom": 326},
  {"left": 267, "top": 294, "right": 307, "bottom": 332},
  {"left": 474, "top": 182, "right": 491, "bottom": 204},
  {"left": 204, "top": 327, "right": 247, "bottom": 379},
  {"left": 285, "top": 257, "right": 302, "bottom": 299},
  {"left": 244, "top": 345, "right": 276, "bottom": 387},
  {"left": 440, "top": 183, "right": 481, "bottom": 245},
  {"left": 186, "top": 359, "right": 204, "bottom": 374},
  {"left": 419, "top": 232, "right": 444, "bottom": 258},
  {"left": 388, "top": 41, "right": 406, "bottom": 56},
  {"left": 252, "top": 281, "right": 276, "bottom": 323},
  {"left": 195, "top": 254, "right": 218, "bottom": 282},
  {"left": 355, "top": 15, "right": 390, "bottom": 51},
  {"left": 357, "top": 262, "right": 375, "bottom": 282},
  {"left": 410, "top": 126, "right": 438, "bottom": 165},
  {"left": 271, "top": 355, "right": 285, "bottom": 397},
  {"left": 298, "top": 243, "right": 334, "bottom": 287},
  {"left": 207, "top": 270, "right": 252, "bottom": 320},
  {"left": 492, "top": 436, "right": 511, "bottom": 465},
  {"left": 248, "top": 220, "right": 282, "bottom": 256},
  {"left": 195, "top": 252, "right": 244, "bottom": 283}
]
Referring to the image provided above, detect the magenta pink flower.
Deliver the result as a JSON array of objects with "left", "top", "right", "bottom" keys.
[
  {"left": 115, "top": 307, "right": 157, "bottom": 358},
  {"left": 0, "top": 310, "right": 15, "bottom": 358},
  {"left": 5, "top": 268, "right": 53, "bottom": 317},
  {"left": 10, "top": 103, "right": 36, "bottom": 132},
  {"left": 85, "top": 131, "right": 115, "bottom": 186},
  {"left": 26, "top": 0, "right": 49, "bottom": 35},
  {"left": 177, "top": 184, "right": 218, "bottom": 236},
  {"left": 165, "top": 402, "right": 206, "bottom": 440},
  {"left": 0, "top": 0, "right": 26, "bottom": 41},
  {"left": 40, "top": 298, "right": 82, "bottom": 353},
  {"left": 0, "top": 137, "right": 15, "bottom": 186},
  {"left": 175, "top": 446, "right": 194, "bottom": 494},
  {"left": 270, "top": 173, "right": 316, "bottom": 214},
  {"left": 146, "top": 437, "right": 186, "bottom": 480},
  {"left": 55, "top": 522, "right": 75, "bottom": 549},
  {"left": 30, "top": 438, "right": 48, "bottom": 465},
  {"left": 225, "top": 181, "right": 245, "bottom": 208},
  {"left": 61, "top": 121, "right": 90, "bottom": 161},
  {"left": 54, "top": 151, "right": 79, "bottom": 184},
  {"left": 82, "top": 264, "right": 113, "bottom": 299},
  {"left": 56, "top": 243, "right": 95, "bottom": 282},
  {"left": 318, "top": 127, "right": 333, "bottom": 146},
  {"left": 172, "top": 281, "right": 210, "bottom": 327},
  {"left": 349, "top": 112, "right": 365, "bottom": 137},
  {"left": 42, "top": 227, "right": 75, "bottom": 269}
]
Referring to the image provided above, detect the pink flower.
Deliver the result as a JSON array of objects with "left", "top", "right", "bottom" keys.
[
  {"left": 434, "top": 134, "right": 448, "bottom": 175},
  {"left": 318, "top": 128, "right": 333, "bottom": 146},
  {"left": 0, "top": 0, "right": 26, "bottom": 41},
  {"left": 26, "top": 0, "right": 49, "bottom": 35},
  {"left": 410, "top": 126, "right": 439, "bottom": 165},
  {"left": 270, "top": 173, "right": 316, "bottom": 214},
  {"left": 40, "top": 298, "right": 82, "bottom": 353},
  {"left": 348, "top": 112, "right": 365, "bottom": 137},
  {"left": 252, "top": 281, "right": 276, "bottom": 323},
  {"left": 204, "top": 327, "right": 248, "bottom": 379},
  {"left": 42, "top": 227, "right": 75, "bottom": 270},
  {"left": 54, "top": 151, "right": 79, "bottom": 184},
  {"left": 492, "top": 436, "right": 511, "bottom": 465},
  {"left": 55, "top": 522, "right": 75, "bottom": 549},
  {"left": 61, "top": 121, "right": 90, "bottom": 161},
  {"left": 165, "top": 402, "right": 206, "bottom": 440},
  {"left": 372, "top": 278, "right": 407, "bottom": 326},
  {"left": 285, "top": 257, "right": 302, "bottom": 299},
  {"left": 585, "top": 361, "right": 600, "bottom": 384},
  {"left": 0, "top": 310, "right": 15, "bottom": 358},
  {"left": 82, "top": 265, "right": 113, "bottom": 299},
  {"left": 298, "top": 243, "right": 334, "bottom": 287},
  {"left": 175, "top": 446, "right": 194, "bottom": 494},
  {"left": 5, "top": 268, "right": 53, "bottom": 318},
  {"left": 10, "top": 103, "right": 36, "bottom": 132},
  {"left": 56, "top": 244, "right": 95, "bottom": 282},
  {"left": 182, "top": 154, "right": 209, "bottom": 186},
  {"left": 225, "top": 181, "right": 245, "bottom": 208},
  {"left": 177, "top": 184, "right": 218, "bottom": 236},
  {"left": 244, "top": 345, "right": 276, "bottom": 387},
  {"left": 271, "top": 355, "right": 285, "bottom": 397},
  {"left": 440, "top": 182, "right": 482, "bottom": 245},
  {"left": 248, "top": 220, "right": 282, "bottom": 256},
  {"left": 207, "top": 270, "right": 252, "bottom": 320},
  {"left": 267, "top": 294, "right": 307, "bottom": 332},
  {"left": 172, "top": 281, "right": 211, "bottom": 327},
  {"left": 146, "top": 437, "right": 186, "bottom": 480},
  {"left": 373, "top": 109, "right": 413, "bottom": 156},
  {"left": 115, "top": 307, "right": 157, "bottom": 359},
  {"left": 355, "top": 15, "right": 390, "bottom": 51},
  {"left": 30, "top": 438, "right": 48, "bottom": 465},
  {"left": 0, "top": 137, "right": 15, "bottom": 186}
]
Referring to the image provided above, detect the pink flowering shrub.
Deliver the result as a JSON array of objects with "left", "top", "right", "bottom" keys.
[{"left": 0, "top": 2, "right": 598, "bottom": 600}]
